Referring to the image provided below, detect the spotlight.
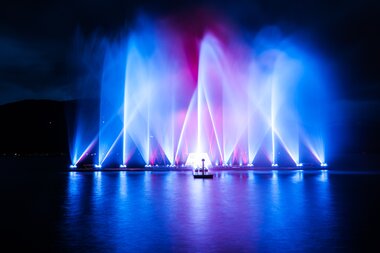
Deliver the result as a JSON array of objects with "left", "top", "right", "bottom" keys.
[
  {"left": 272, "top": 163, "right": 278, "bottom": 167},
  {"left": 120, "top": 164, "right": 127, "bottom": 168},
  {"left": 239, "top": 163, "right": 243, "bottom": 166},
  {"left": 320, "top": 163, "right": 328, "bottom": 167},
  {"left": 69, "top": 164, "right": 77, "bottom": 169},
  {"left": 95, "top": 164, "right": 102, "bottom": 169},
  {"left": 247, "top": 163, "right": 253, "bottom": 167},
  {"left": 296, "top": 163, "right": 303, "bottom": 167}
]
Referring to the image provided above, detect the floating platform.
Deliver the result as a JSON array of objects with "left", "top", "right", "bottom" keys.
[{"left": 193, "top": 173, "right": 214, "bottom": 179}]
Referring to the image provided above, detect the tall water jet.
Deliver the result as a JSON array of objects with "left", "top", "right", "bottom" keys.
[
  {"left": 123, "top": 37, "right": 151, "bottom": 165},
  {"left": 98, "top": 41, "right": 125, "bottom": 167}
]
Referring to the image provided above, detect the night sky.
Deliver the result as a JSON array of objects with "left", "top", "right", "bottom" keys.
[{"left": 1, "top": 0, "right": 380, "bottom": 155}]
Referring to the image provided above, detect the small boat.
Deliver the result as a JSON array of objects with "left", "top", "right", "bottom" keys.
[{"left": 193, "top": 159, "right": 214, "bottom": 179}]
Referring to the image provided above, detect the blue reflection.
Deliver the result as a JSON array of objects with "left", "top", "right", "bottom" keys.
[
  {"left": 94, "top": 171, "right": 102, "bottom": 196},
  {"left": 271, "top": 170, "right": 280, "bottom": 206},
  {"left": 272, "top": 170, "right": 279, "bottom": 181},
  {"left": 318, "top": 170, "right": 329, "bottom": 182},
  {"left": 67, "top": 172, "right": 80, "bottom": 213},
  {"left": 247, "top": 171, "right": 255, "bottom": 181},
  {"left": 119, "top": 171, "right": 127, "bottom": 198},
  {"left": 62, "top": 170, "right": 339, "bottom": 252},
  {"left": 291, "top": 169, "right": 304, "bottom": 183}
]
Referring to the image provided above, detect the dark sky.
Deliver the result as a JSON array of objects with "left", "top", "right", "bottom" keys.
[{"left": 0, "top": 0, "right": 379, "bottom": 107}]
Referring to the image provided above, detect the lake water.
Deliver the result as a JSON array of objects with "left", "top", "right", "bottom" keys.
[{"left": 2, "top": 166, "right": 380, "bottom": 252}]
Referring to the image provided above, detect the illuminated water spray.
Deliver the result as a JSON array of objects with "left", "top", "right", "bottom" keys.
[{"left": 69, "top": 18, "right": 331, "bottom": 168}]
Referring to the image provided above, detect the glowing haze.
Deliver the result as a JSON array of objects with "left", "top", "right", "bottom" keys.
[{"left": 69, "top": 12, "right": 331, "bottom": 168}]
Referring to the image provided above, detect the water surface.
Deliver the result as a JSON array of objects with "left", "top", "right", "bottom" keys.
[{"left": 2, "top": 168, "right": 380, "bottom": 252}]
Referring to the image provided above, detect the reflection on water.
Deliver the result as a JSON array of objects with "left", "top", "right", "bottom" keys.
[
  {"left": 61, "top": 170, "right": 340, "bottom": 252},
  {"left": 4, "top": 157, "right": 380, "bottom": 253}
]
